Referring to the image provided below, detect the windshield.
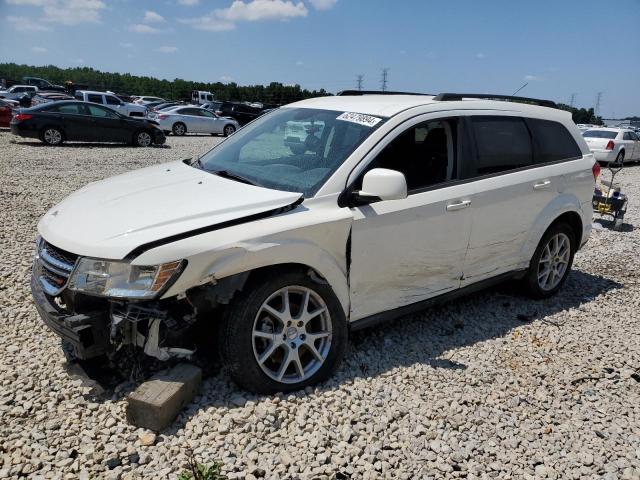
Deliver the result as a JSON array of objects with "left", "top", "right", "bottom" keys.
[
  {"left": 197, "top": 107, "right": 385, "bottom": 197},
  {"left": 583, "top": 130, "right": 617, "bottom": 139}
]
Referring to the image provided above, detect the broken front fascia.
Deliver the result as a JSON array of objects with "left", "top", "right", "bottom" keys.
[{"left": 107, "top": 273, "right": 249, "bottom": 361}]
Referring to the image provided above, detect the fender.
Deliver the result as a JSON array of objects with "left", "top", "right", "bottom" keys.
[
  {"left": 518, "top": 192, "right": 584, "bottom": 266},
  {"left": 190, "top": 239, "right": 351, "bottom": 315}
]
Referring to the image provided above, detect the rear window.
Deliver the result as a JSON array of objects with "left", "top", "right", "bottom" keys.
[
  {"left": 527, "top": 119, "right": 582, "bottom": 163},
  {"left": 583, "top": 130, "right": 617, "bottom": 139},
  {"left": 470, "top": 117, "right": 533, "bottom": 175}
]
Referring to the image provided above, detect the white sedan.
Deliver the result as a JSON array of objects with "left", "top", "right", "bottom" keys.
[
  {"left": 154, "top": 106, "right": 239, "bottom": 136},
  {"left": 583, "top": 127, "right": 640, "bottom": 163}
]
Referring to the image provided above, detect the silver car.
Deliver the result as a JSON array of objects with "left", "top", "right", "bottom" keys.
[{"left": 155, "top": 106, "right": 239, "bottom": 136}]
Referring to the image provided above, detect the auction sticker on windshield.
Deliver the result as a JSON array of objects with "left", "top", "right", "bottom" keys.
[{"left": 337, "top": 112, "right": 382, "bottom": 127}]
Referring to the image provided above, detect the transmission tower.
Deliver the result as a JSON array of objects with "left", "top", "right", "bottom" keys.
[
  {"left": 569, "top": 93, "right": 576, "bottom": 107},
  {"left": 595, "top": 92, "right": 603, "bottom": 117},
  {"left": 381, "top": 68, "right": 389, "bottom": 92},
  {"left": 356, "top": 74, "right": 364, "bottom": 91}
]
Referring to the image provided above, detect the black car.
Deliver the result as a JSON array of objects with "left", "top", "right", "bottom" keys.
[
  {"left": 10, "top": 101, "right": 165, "bottom": 147},
  {"left": 217, "top": 101, "right": 264, "bottom": 126}
]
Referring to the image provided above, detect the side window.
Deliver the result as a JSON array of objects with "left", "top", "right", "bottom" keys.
[
  {"left": 631, "top": 132, "right": 639, "bottom": 141},
  {"left": 201, "top": 110, "right": 215, "bottom": 118},
  {"left": 87, "top": 94, "right": 103, "bottom": 104},
  {"left": 105, "top": 95, "right": 121, "bottom": 105},
  {"left": 54, "top": 104, "right": 82, "bottom": 114},
  {"left": 527, "top": 118, "right": 582, "bottom": 163},
  {"left": 622, "top": 132, "right": 634, "bottom": 140},
  {"left": 362, "top": 119, "right": 456, "bottom": 191},
  {"left": 470, "top": 117, "right": 532, "bottom": 176},
  {"left": 75, "top": 92, "right": 83, "bottom": 100},
  {"left": 86, "top": 104, "right": 117, "bottom": 118}
]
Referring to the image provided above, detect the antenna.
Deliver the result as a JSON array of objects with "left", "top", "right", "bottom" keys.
[
  {"left": 380, "top": 68, "right": 389, "bottom": 92},
  {"left": 511, "top": 82, "right": 528, "bottom": 96},
  {"left": 569, "top": 93, "right": 576, "bottom": 107},
  {"left": 356, "top": 74, "right": 364, "bottom": 91}
]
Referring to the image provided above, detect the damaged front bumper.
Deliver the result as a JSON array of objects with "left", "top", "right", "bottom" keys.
[{"left": 31, "top": 273, "right": 197, "bottom": 361}]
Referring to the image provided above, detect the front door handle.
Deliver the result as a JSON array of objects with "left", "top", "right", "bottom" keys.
[
  {"left": 446, "top": 200, "right": 471, "bottom": 212},
  {"left": 533, "top": 180, "right": 551, "bottom": 190}
]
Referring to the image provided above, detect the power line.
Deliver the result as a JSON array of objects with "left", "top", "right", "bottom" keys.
[
  {"left": 380, "top": 68, "right": 389, "bottom": 92},
  {"left": 356, "top": 74, "right": 364, "bottom": 91}
]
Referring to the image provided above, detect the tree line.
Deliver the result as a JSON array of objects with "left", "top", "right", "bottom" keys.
[
  {"left": 0, "top": 63, "right": 614, "bottom": 123},
  {"left": 0, "top": 63, "right": 330, "bottom": 106}
]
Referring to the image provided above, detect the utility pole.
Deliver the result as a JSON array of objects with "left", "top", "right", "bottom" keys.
[
  {"left": 569, "top": 93, "right": 576, "bottom": 107},
  {"left": 356, "top": 74, "right": 364, "bottom": 91},
  {"left": 380, "top": 68, "right": 389, "bottom": 92},
  {"left": 595, "top": 92, "right": 603, "bottom": 117}
]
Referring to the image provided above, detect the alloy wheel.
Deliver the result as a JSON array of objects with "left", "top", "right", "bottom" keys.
[
  {"left": 44, "top": 129, "right": 62, "bottom": 145},
  {"left": 137, "top": 131, "right": 152, "bottom": 147},
  {"left": 224, "top": 125, "right": 235, "bottom": 136},
  {"left": 252, "top": 286, "right": 332, "bottom": 384},
  {"left": 537, "top": 232, "right": 571, "bottom": 290}
]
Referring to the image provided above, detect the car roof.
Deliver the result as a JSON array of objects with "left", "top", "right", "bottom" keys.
[
  {"left": 584, "top": 127, "right": 625, "bottom": 132},
  {"left": 285, "top": 94, "right": 570, "bottom": 120}
]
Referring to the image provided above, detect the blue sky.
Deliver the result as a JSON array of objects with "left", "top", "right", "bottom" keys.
[{"left": 0, "top": 0, "right": 638, "bottom": 117}]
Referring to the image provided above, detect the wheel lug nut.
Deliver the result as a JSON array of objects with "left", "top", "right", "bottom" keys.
[
  {"left": 290, "top": 342, "right": 296, "bottom": 348},
  {"left": 297, "top": 321, "right": 303, "bottom": 327},
  {"left": 300, "top": 334, "right": 306, "bottom": 341}
]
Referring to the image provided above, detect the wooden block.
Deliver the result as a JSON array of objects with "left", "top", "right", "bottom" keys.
[{"left": 126, "top": 363, "right": 202, "bottom": 431}]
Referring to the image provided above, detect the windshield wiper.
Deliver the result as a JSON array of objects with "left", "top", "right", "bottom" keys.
[
  {"left": 191, "top": 156, "right": 203, "bottom": 169},
  {"left": 212, "top": 169, "right": 259, "bottom": 186}
]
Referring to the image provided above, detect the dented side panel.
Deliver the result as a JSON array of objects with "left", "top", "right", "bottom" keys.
[{"left": 132, "top": 195, "right": 354, "bottom": 315}]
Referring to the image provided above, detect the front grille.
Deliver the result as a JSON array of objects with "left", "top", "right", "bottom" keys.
[{"left": 35, "top": 240, "right": 79, "bottom": 296}]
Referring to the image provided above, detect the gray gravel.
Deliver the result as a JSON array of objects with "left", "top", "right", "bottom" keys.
[{"left": 1, "top": 130, "right": 639, "bottom": 480}]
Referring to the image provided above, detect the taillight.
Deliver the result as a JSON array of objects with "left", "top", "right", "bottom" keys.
[
  {"left": 14, "top": 113, "right": 32, "bottom": 121},
  {"left": 605, "top": 140, "right": 615, "bottom": 150},
  {"left": 158, "top": 114, "right": 168, "bottom": 120},
  {"left": 592, "top": 161, "right": 601, "bottom": 181}
]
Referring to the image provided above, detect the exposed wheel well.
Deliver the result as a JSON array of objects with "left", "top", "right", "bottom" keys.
[
  {"left": 188, "top": 263, "right": 329, "bottom": 311},
  {"left": 548, "top": 211, "right": 583, "bottom": 246}
]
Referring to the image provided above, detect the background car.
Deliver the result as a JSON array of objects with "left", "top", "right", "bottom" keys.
[
  {"left": 155, "top": 106, "right": 239, "bottom": 136},
  {"left": 217, "top": 101, "right": 264, "bottom": 126},
  {"left": 201, "top": 101, "right": 223, "bottom": 112},
  {"left": 22, "top": 76, "right": 67, "bottom": 93},
  {"left": 31, "top": 91, "right": 75, "bottom": 107},
  {"left": 0, "top": 98, "right": 16, "bottom": 127},
  {"left": 0, "top": 85, "right": 38, "bottom": 101},
  {"left": 133, "top": 96, "right": 164, "bottom": 105},
  {"left": 10, "top": 100, "right": 165, "bottom": 147},
  {"left": 147, "top": 101, "right": 185, "bottom": 116},
  {"left": 583, "top": 127, "right": 640, "bottom": 163}
]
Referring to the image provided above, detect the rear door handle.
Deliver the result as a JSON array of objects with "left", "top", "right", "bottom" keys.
[
  {"left": 533, "top": 180, "right": 551, "bottom": 190},
  {"left": 446, "top": 200, "right": 471, "bottom": 212}
]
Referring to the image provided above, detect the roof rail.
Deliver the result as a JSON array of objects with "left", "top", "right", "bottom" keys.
[
  {"left": 432, "top": 93, "right": 557, "bottom": 109},
  {"left": 337, "top": 90, "right": 432, "bottom": 96}
]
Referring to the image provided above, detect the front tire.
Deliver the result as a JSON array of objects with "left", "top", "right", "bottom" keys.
[
  {"left": 219, "top": 270, "right": 348, "bottom": 393},
  {"left": 522, "top": 223, "right": 576, "bottom": 299},
  {"left": 172, "top": 122, "right": 186, "bottom": 136},
  {"left": 133, "top": 130, "right": 152, "bottom": 147},
  {"left": 41, "top": 127, "right": 64, "bottom": 146}
]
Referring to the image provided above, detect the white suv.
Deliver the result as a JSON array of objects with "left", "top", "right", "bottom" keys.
[{"left": 31, "top": 92, "right": 596, "bottom": 393}]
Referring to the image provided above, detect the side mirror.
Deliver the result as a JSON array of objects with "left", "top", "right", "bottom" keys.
[{"left": 355, "top": 168, "right": 408, "bottom": 203}]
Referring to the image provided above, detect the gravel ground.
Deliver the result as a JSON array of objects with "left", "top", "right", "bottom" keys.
[{"left": 1, "top": 129, "right": 639, "bottom": 480}]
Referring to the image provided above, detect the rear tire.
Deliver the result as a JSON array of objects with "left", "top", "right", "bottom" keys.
[
  {"left": 616, "top": 151, "right": 625, "bottom": 164},
  {"left": 172, "top": 122, "right": 186, "bottom": 136},
  {"left": 223, "top": 124, "right": 236, "bottom": 137},
  {"left": 41, "top": 127, "right": 64, "bottom": 146},
  {"left": 522, "top": 223, "right": 576, "bottom": 299},
  {"left": 219, "top": 270, "right": 348, "bottom": 393}
]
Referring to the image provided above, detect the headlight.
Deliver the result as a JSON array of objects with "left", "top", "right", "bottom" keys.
[{"left": 68, "top": 258, "right": 184, "bottom": 299}]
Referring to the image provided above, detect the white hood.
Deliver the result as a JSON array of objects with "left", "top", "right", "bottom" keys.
[{"left": 38, "top": 160, "right": 302, "bottom": 259}]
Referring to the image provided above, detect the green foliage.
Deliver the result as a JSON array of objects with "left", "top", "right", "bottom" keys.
[
  {"left": 177, "top": 454, "right": 227, "bottom": 480},
  {"left": 0, "top": 62, "right": 331, "bottom": 106},
  {"left": 557, "top": 103, "right": 604, "bottom": 125}
]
